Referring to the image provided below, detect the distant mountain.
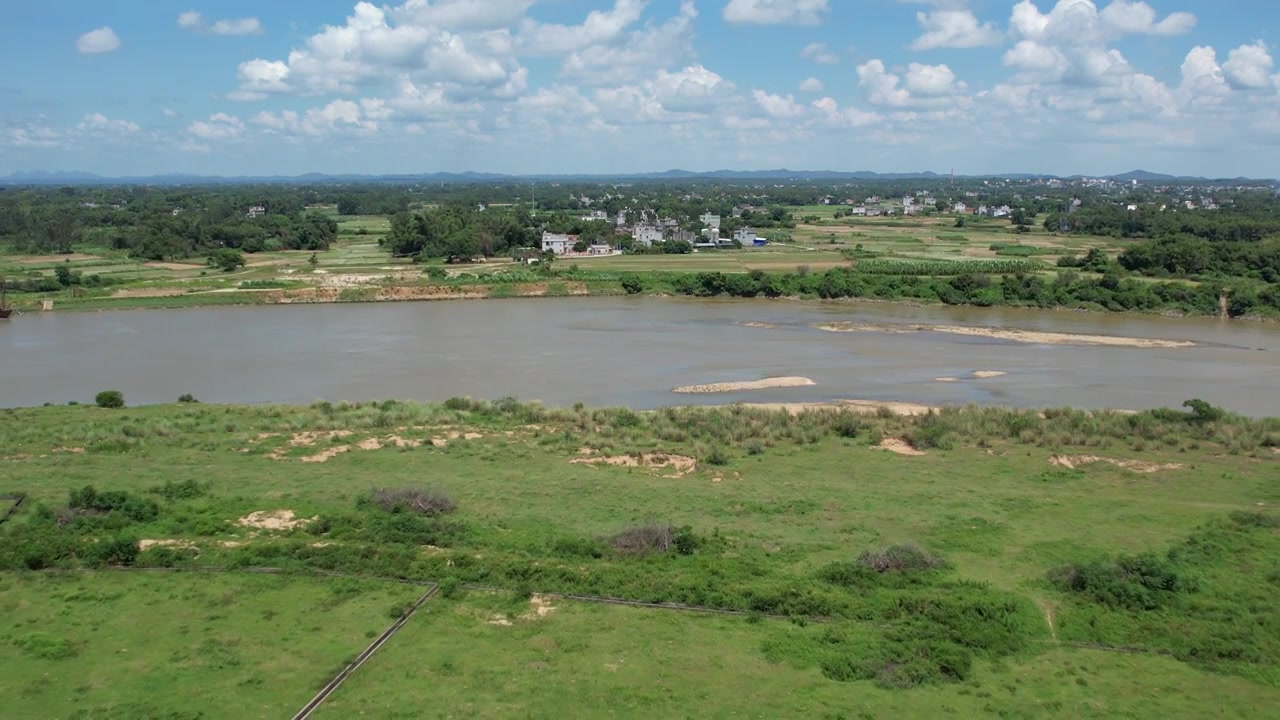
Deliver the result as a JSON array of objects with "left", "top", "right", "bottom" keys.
[{"left": 2, "top": 168, "right": 1273, "bottom": 186}]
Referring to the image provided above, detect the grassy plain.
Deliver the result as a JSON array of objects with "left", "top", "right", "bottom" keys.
[
  {"left": 1, "top": 210, "right": 1147, "bottom": 313},
  {"left": 0, "top": 571, "right": 423, "bottom": 718},
  {"left": 1, "top": 400, "right": 1277, "bottom": 716}
]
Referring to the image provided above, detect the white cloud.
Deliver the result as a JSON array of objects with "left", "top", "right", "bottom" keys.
[
  {"left": 1097, "top": 0, "right": 1195, "bottom": 36},
  {"left": 723, "top": 0, "right": 829, "bottom": 26},
  {"left": 253, "top": 100, "right": 379, "bottom": 136},
  {"left": 800, "top": 42, "right": 839, "bottom": 65},
  {"left": 162, "top": 108, "right": 179, "bottom": 118},
  {"left": 1222, "top": 42, "right": 1276, "bottom": 90},
  {"left": 909, "top": 7, "right": 1003, "bottom": 51},
  {"left": 811, "top": 97, "right": 881, "bottom": 128},
  {"left": 561, "top": 1, "right": 697, "bottom": 85},
  {"left": 179, "top": 11, "right": 263, "bottom": 36},
  {"left": 189, "top": 113, "right": 245, "bottom": 140},
  {"left": 519, "top": 0, "right": 645, "bottom": 55},
  {"left": 78, "top": 113, "right": 139, "bottom": 133},
  {"left": 799, "top": 77, "right": 823, "bottom": 92},
  {"left": 752, "top": 89, "right": 804, "bottom": 118},
  {"left": 77, "top": 27, "right": 121, "bottom": 54},
  {"left": 234, "top": 1, "right": 525, "bottom": 97},
  {"left": 857, "top": 59, "right": 964, "bottom": 107},
  {"left": 391, "top": 0, "right": 535, "bottom": 31}
]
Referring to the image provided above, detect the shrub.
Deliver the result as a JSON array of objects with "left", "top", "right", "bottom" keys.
[
  {"left": 1049, "top": 552, "right": 1195, "bottom": 610},
  {"left": 177, "top": 394, "right": 199, "bottom": 403},
  {"left": 610, "top": 524, "right": 673, "bottom": 556},
  {"left": 908, "top": 414, "right": 951, "bottom": 450},
  {"left": 87, "top": 535, "right": 140, "bottom": 566},
  {"left": 443, "top": 397, "right": 474, "bottom": 412},
  {"left": 67, "top": 485, "right": 159, "bottom": 523},
  {"left": 366, "top": 486, "right": 456, "bottom": 516},
  {"left": 94, "top": 390, "right": 125, "bottom": 409},
  {"left": 438, "top": 577, "right": 463, "bottom": 599},
  {"left": 14, "top": 633, "right": 79, "bottom": 660},
  {"left": 621, "top": 276, "right": 645, "bottom": 294},
  {"left": 858, "top": 543, "right": 945, "bottom": 574},
  {"left": 1183, "top": 398, "right": 1225, "bottom": 424},
  {"left": 147, "top": 479, "right": 207, "bottom": 501},
  {"left": 705, "top": 446, "right": 730, "bottom": 466},
  {"left": 832, "top": 413, "right": 861, "bottom": 439},
  {"left": 671, "top": 525, "right": 701, "bottom": 556}
]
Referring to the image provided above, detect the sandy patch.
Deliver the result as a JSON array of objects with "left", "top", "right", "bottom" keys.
[
  {"left": 934, "top": 377, "right": 960, "bottom": 383},
  {"left": 736, "top": 321, "right": 778, "bottom": 329},
  {"left": 236, "top": 509, "right": 314, "bottom": 531},
  {"left": 138, "top": 539, "right": 197, "bottom": 552},
  {"left": 973, "top": 371, "right": 1007, "bottom": 379},
  {"left": 288, "top": 430, "right": 353, "bottom": 446},
  {"left": 522, "top": 595, "right": 558, "bottom": 620},
  {"left": 1049, "top": 455, "right": 1185, "bottom": 473},
  {"left": 488, "top": 617, "right": 514, "bottom": 626},
  {"left": 572, "top": 451, "right": 698, "bottom": 477},
  {"left": 53, "top": 447, "right": 86, "bottom": 454},
  {"left": 111, "top": 288, "right": 188, "bottom": 299},
  {"left": 732, "top": 399, "right": 937, "bottom": 416},
  {"left": 674, "top": 377, "right": 816, "bottom": 394},
  {"left": 877, "top": 439, "right": 927, "bottom": 456},
  {"left": 301, "top": 446, "right": 350, "bottom": 463},
  {"left": 430, "top": 431, "right": 484, "bottom": 447},
  {"left": 220, "top": 541, "right": 244, "bottom": 548},
  {"left": 812, "top": 322, "right": 1194, "bottom": 348}
]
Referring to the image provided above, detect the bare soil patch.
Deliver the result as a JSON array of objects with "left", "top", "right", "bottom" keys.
[
  {"left": 674, "top": 376, "right": 816, "bottom": 394},
  {"left": 138, "top": 539, "right": 198, "bottom": 552},
  {"left": 111, "top": 288, "right": 188, "bottom": 299},
  {"left": 236, "top": 509, "right": 314, "bottom": 531},
  {"left": 973, "top": 371, "right": 1007, "bottom": 379},
  {"left": 813, "top": 321, "right": 1194, "bottom": 348},
  {"left": 16, "top": 253, "right": 100, "bottom": 264},
  {"left": 572, "top": 451, "right": 698, "bottom": 477},
  {"left": 934, "top": 377, "right": 960, "bottom": 383},
  {"left": 144, "top": 261, "right": 205, "bottom": 271},
  {"left": 877, "top": 439, "right": 927, "bottom": 456},
  {"left": 1049, "top": 455, "right": 1185, "bottom": 473},
  {"left": 734, "top": 399, "right": 937, "bottom": 416},
  {"left": 302, "top": 446, "right": 351, "bottom": 463},
  {"left": 523, "top": 595, "right": 558, "bottom": 620}
]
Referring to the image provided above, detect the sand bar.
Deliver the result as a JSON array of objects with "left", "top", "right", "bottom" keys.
[
  {"left": 812, "top": 322, "right": 1194, "bottom": 349},
  {"left": 673, "top": 377, "right": 816, "bottom": 394},
  {"left": 727, "top": 399, "right": 938, "bottom": 416}
]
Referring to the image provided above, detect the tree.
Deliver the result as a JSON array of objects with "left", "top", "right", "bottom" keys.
[
  {"left": 337, "top": 196, "right": 360, "bottom": 215},
  {"left": 95, "top": 390, "right": 125, "bottom": 409},
  {"left": 572, "top": 239, "right": 589, "bottom": 253},
  {"left": 954, "top": 217, "right": 966, "bottom": 228},
  {"left": 207, "top": 248, "right": 246, "bottom": 272},
  {"left": 54, "top": 262, "right": 74, "bottom": 287}
]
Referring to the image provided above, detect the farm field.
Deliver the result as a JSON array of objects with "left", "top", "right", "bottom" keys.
[
  {"left": 0, "top": 571, "right": 423, "bottom": 718},
  {"left": 1, "top": 400, "right": 1277, "bottom": 716}
]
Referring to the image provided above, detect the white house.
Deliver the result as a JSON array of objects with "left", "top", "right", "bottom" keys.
[
  {"left": 849, "top": 206, "right": 868, "bottom": 217},
  {"left": 699, "top": 213, "right": 721, "bottom": 232},
  {"left": 733, "top": 227, "right": 757, "bottom": 245},
  {"left": 541, "top": 232, "right": 576, "bottom": 255},
  {"left": 953, "top": 202, "right": 968, "bottom": 214},
  {"left": 632, "top": 225, "right": 663, "bottom": 247},
  {"left": 247, "top": 204, "right": 267, "bottom": 219}
]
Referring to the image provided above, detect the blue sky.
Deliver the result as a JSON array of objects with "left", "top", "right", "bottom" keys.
[{"left": 2, "top": 0, "right": 1278, "bottom": 177}]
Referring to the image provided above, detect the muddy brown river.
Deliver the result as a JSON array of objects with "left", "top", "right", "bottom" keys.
[{"left": 1, "top": 298, "right": 1276, "bottom": 415}]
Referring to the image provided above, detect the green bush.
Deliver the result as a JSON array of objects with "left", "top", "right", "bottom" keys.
[
  {"left": 94, "top": 390, "right": 125, "bottom": 409},
  {"left": 1049, "top": 552, "right": 1195, "bottom": 610},
  {"left": 14, "top": 633, "right": 79, "bottom": 660},
  {"left": 86, "top": 535, "right": 140, "bottom": 567},
  {"left": 176, "top": 394, "right": 199, "bottom": 403}
]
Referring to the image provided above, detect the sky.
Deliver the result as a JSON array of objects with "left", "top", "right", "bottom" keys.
[{"left": 1, "top": 0, "right": 1278, "bottom": 178}]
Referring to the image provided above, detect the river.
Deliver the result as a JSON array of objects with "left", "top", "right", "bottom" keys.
[{"left": 1, "top": 298, "right": 1276, "bottom": 415}]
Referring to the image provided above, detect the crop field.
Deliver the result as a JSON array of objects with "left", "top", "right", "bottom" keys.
[
  {"left": 1, "top": 400, "right": 1277, "bottom": 716},
  {"left": 0, "top": 571, "right": 423, "bottom": 718}
]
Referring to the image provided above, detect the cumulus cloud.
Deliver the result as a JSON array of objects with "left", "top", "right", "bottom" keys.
[
  {"left": 252, "top": 100, "right": 379, "bottom": 136},
  {"left": 723, "top": 0, "right": 829, "bottom": 26},
  {"left": 78, "top": 113, "right": 140, "bottom": 134},
  {"left": 799, "top": 77, "right": 824, "bottom": 92},
  {"left": 188, "top": 113, "right": 245, "bottom": 140},
  {"left": 752, "top": 89, "right": 804, "bottom": 118},
  {"left": 392, "top": 0, "right": 535, "bottom": 31},
  {"left": 857, "top": 59, "right": 964, "bottom": 107},
  {"left": 77, "top": 27, "right": 121, "bottom": 54},
  {"left": 907, "top": 3, "right": 1002, "bottom": 51},
  {"left": 1222, "top": 42, "right": 1276, "bottom": 90},
  {"left": 519, "top": 0, "right": 645, "bottom": 55},
  {"left": 1097, "top": 0, "right": 1195, "bottom": 35},
  {"left": 162, "top": 108, "right": 179, "bottom": 118},
  {"left": 561, "top": 1, "right": 697, "bottom": 85},
  {"left": 178, "top": 11, "right": 264, "bottom": 36},
  {"left": 800, "top": 42, "right": 839, "bottom": 65},
  {"left": 811, "top": 97, "right": 881, "bottom": 128}
]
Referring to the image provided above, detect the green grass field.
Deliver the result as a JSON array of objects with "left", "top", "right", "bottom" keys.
[
  {"left": 0, "top": 571, "right": 423, "bottom": 718},
  {"left": 1, "top": 400, "right": 1277, "bottom": 716}
]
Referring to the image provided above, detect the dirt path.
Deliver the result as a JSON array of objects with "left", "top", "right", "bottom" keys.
[{"left": 1037, "top": 599, "right": 1059, "bottom": 642}]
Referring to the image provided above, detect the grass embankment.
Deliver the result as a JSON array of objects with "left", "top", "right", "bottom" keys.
[
  {"left": 1, "top": 399, "right": 1277, "bottom": 715},
  {"left": 0, "top": 571, "right": 422, "bottom": 718}
]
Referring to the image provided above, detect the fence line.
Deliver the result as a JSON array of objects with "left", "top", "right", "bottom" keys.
[{"left": 291, "top": 583, "right": 440, "bottom": 720}]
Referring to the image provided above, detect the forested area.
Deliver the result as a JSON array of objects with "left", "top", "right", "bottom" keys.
[
  {"left": 0, "top": 186, "right": 339, "bottom": 261},
  {"left": 1046, "top": 192, "right": 1280, "bottom": 281}
]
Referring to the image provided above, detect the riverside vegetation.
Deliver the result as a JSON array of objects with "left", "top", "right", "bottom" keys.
[{"left": 1, "top": 397, "right": 1277, "bottom": 717}]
